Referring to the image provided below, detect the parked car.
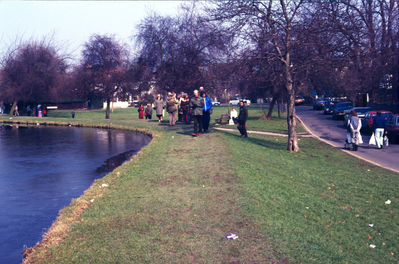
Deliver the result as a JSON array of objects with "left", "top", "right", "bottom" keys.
[
  {"left": 343, "top": 107, "right": 372, "bottom": 126},
  {"left": 212, "top": 101, "right": 221, "bottom": 106},
  {"left": 229, "top": 97, "right": 251, "bottom": 106},
  {"left": 361, "top": 110, "right": 392, "bottom": 132},
  {"left": 313, "top": 98, "right": 327, "bottom": 110},
  {"left": 332, "top": 101, "right": 353, "bottom": 119},
  {"left": 387, "top": 114, "right": 399, "bottom": 143},
  {"left": 324, "top": 100, "right": 340, "bottom": 115},
  {"left": 294, "top": 95, "right": 305, "bottom": 105}
]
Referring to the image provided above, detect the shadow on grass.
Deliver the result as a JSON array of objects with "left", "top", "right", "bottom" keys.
[{"left": 217, "top": 130, "right": 286, "bottom": 151}]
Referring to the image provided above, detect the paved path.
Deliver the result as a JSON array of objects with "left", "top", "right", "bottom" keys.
[
  {"left": 214, "top": 127, "right": 312, "bottom": 137},
  {"left": 296, "top": 106, "right": 399, "bottom": 173}
]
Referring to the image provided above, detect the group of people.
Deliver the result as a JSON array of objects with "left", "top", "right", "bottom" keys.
[
  {"left": 346, "top": 111, "right": 388, "bottom": 151},
  {"left": 0, "top": 103, "right": 45, "bottom": 117},
  {"left": 136, "top": 87, "right": 249, "bottom": 138}
]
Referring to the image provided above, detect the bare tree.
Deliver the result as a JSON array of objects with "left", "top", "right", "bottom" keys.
[
  {"left": 79, "top": 34, "right": 127, "bottom": 119},
  {"left": 134, "top": 8, "right": 230, "bottom": 95},
  {"left": 0, "top": 40, "right": 67, "bottom": 115},
  {"left": 210, "top": 0, "right": 306, "bottom": 152}
]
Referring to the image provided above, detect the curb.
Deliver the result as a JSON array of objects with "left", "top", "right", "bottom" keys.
[{"left": 296, "top": 115, "right": 399, "bottom": 174}]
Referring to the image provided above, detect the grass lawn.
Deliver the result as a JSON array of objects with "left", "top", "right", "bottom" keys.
[
  {"left": 211, "top": 105, "right": 306, "bottom": 134},
  {"left": 2, "top": 107, "right": 398, "bottom": 263}
]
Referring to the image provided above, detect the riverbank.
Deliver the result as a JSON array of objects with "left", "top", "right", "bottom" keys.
[{"left": 2, "top": 108, "right": 398, "bottom": 263}]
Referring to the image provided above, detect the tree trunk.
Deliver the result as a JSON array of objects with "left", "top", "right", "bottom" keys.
[
  {"left": 266, "top": 95, "right": 277, "bottom": 119},
  {"left": 285, "top": 65, "right": 299, "bottom": 152},
  {"left": 9, "top": 101, "right": 17, "bottom": 117},
  {"left": 105, "top": 98, "right": 111, "bottom": 119}
]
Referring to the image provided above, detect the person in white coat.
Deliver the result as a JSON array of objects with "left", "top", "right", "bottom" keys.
[{"left": 348, "top": 110, "right": 362, "bottom": 151}]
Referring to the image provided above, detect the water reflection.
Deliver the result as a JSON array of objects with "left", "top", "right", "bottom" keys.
[{"left": 0, "top": 125, "right": 151, "bottom": 263}]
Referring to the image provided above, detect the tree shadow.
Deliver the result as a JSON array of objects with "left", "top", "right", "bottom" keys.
[{"left": 217, "top": 130, "right": 286, "bottom": 151}]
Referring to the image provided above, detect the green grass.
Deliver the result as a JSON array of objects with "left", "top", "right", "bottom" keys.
[
  {"left": 2, "top": 107, "right": 397, "bottom": 263},
  {"left": 221, "top": 132, "right": 399, "bottom": 263},
  {"left": 212, "top": 105, "right": 306, "bottom": 134}
]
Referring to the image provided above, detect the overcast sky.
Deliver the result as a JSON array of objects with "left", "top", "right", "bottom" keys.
[{"left": 0, "top": 1, "right": 184, "bottom": 61}]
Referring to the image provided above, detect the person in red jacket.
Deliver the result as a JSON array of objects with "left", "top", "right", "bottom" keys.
[{"left": 138, "top": 104, "right": 145, "bottom": 119}]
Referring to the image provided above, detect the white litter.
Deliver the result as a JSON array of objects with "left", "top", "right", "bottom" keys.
[
  {"left": 385, "top": 199, "right": 391, "bottom": 205},
  {"left": 369, "top": 224, "right": 374, "bottom": 228},
  {"left": 202, "top": 185, "right": 205, "bottom": 188},
  {"left": 90, "top": 199, "right": 95, "bottom": 203},
  {"left": 369, "top": 244, "right": 376, "bottom": 248},
  {"left": 305, "top": 207, "right": 309, "bottom": 210},
  {"left": 101, "top": 183, "right": 109, "bottom": 188},
  {"left": 226, "top": 233, "right": 238, "bottom": 240}
]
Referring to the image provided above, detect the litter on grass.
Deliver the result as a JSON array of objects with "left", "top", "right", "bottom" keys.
[
  {"left": 369, "top": 224, "right": 374, "bottom": 228},
  {"left": 385, "top": 199, "right": 391, "bottom": 205},
  {"left": 101, "top": 183, "right": 109, "bottom": 188},
  {"left": 226, "top": 233, "right": 238, "bottom": 240},
  {"left": 369, "top": 244, "right": 376, "bottom": 248}
]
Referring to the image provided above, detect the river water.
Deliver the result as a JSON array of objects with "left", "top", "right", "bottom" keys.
[{"left": 0, "top": 125, "right": 151, "bottom": 263}]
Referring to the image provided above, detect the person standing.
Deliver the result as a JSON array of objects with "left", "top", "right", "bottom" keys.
[
  {"left": 145, "top": 103, "right": 153, "bottom": 120},
  {"left": 138, "top": 103, "right": 145, "bottom": 119},
  {"left": 180, "top": 94, "right": 191, "bottom": 124},
  {"left": 26, "top": 105, "right": 32, "bottom": 116},
  {"left": 372, "top": 111, "right": 387, "bottom": 149},
  {"left": 236, "top": 100, "right": 248, "bottom": 137},
  {"left": 201, "top": 91, "right": 213, "bottom": 133},
  {"left": 154, "top": 94, "right": 165, "bottom": 122},
  {"left": 166, "top": 92, "right": 178, "bottom": 126},
  {"left": 190, "top": 89, "right": 204, "bottom": 136},
  {"left": 348, "top": 110, "right": 362, "bottom": 151}
]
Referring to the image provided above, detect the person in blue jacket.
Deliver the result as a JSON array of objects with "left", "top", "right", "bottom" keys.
[
  {"left": 372, "top": 111, "right": 387, "bottom": 149},
  {"left": 201, "top": 91, "right": 213, "bottom": 133}
]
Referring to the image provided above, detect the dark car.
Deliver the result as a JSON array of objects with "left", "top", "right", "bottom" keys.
[
  {"left": 313, "top": 98, "right": 327, "bottom": 110},
  {"left": 387, "top": 114, "right": 399, "bottom": 143},
  {"left": 332, "top": 101, "right": 353, "bottom": 120},
  {"left": 343, "top": 107, "right": 372, "bottom": 126},
  {"left": 323, "top": 99, "right": 338, "bottom": 114},
  {"left": 361, "top": 110, "right": 392, "bottom": 133}
]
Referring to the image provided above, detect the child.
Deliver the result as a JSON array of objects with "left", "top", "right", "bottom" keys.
[
  {"left": 145, "top": 103, "right": 153, "bottom": 120},
  {"left": 138, "top": 104, "right": 144, "bottom": 119}
]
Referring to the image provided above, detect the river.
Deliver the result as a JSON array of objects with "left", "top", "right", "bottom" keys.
[{"left": 0, "top": 125, "right": 151, "bottom": 263}]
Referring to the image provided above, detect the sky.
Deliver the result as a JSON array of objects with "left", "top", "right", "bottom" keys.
[{"left": 0, "top": 0, "right": 184, "bottom": 62}]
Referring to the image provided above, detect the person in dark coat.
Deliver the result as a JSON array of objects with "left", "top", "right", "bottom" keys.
[
  {"left": 372, "top": 111, "right": 387, "bottom": 149},
  {"left": 145, "top": 103, "right": 153, "bottom": 120},
  {"left": 236, "top": 100, "right": 248, "bottom": 137},
  {"left": 180, "top": 94, "right": 191, "bottom": 124},
  {"left": 189, "top": 89, "right": 204, "bottom": 136}
]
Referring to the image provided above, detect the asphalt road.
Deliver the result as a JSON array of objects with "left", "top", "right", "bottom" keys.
[{"left": 296, "top": 105, "right": 399, "bottom": 173}]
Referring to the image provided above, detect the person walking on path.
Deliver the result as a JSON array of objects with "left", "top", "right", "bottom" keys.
[
  {"left": 154, "top": 94, "right": 165, "bottom": 122},
  {"left": 190, "top": 89, "right": 204, "bottom": 136},
  {"left": 138, "top": 103, "right": 145, "bottom": 119},
  {"left": 201, "top": 91, "right": 213, "bottom": 133},
  {"left": 347, "top": 110, "right": 362, "bottom": 151},
  {"left": 372, "top": 111, "right": 387, "bottom": 149},
  {"left": 235, "top": 100, "right": 248, "bottom": 138},
  {"left": 166, "top": 92, "right": 178, "bottom": 126},
  {"left": 180, "top": 94, "right": 191, "bottom": 124},
  {"left": 145, "top": 103, "right": 153, "bottom": 120}
]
